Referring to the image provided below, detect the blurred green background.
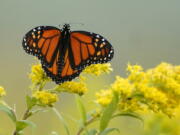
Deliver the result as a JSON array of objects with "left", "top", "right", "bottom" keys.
[{"left": 0, "top": 0, "right": 180, "bottom": 135}]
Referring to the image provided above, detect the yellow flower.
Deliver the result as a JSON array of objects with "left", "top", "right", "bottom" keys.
[
  {"left": 83, "top": 63, "right": 113, "bottom": 76},
  {"left": 29, "top": 64, "right": 50, "bottom": 85},
  {"left": 136, "top": 84, "right": 168, "bottom": 104},
  {"left": 33, "top": 91, "right": 58, "bottom": 106},
  {"left": 111, "top": 76, "right": 133, "bottom": 97},
  {"left": 95, "top": 62, "right": 180, "bottom": 117},
  {"left": 0, "top": 86, "right": 6, "bottom": 97},
  {"left": 118, "top": 98, "right": 146, "bottom": 112},
  {"left": 55, "top": 81, "right": 87, "bottom": 95},
  {"left": 127, "top": 64, "right": 145, "bottom": 82},
  {"left": 174, "top": 66, "right": 180, "bottom": 83},
  {"left": 96, "top": 90, "right": 113, "bottom": 106},
  {"left": 127, "top": 63, "right": 143, "bottom": 73}
]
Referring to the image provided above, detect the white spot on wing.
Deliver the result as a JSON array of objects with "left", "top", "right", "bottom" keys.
[{"left": 96, "top": 35, "right": 100, "bottom": 38}]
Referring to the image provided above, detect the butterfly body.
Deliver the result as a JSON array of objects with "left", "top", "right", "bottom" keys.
[{"left": 22, "top": 24, "right": 114, "bottom": 84}]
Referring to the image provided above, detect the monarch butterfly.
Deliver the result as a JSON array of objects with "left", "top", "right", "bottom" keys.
[{"left": 22, "top": 24, "right": 114, "bottom": 84}]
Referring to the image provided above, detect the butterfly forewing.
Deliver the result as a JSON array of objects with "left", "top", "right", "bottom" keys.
[
  {"left": 69, "top": 31, "right": 114, "bottom": 70},
  {"left": 22, "top": 26, "right": 61, "bottom": 67}
]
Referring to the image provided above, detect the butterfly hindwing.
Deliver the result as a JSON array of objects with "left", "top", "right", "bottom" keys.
[
  {"left": 69, "top": 31, "right": 114, "bottom": 70},
  {"left": 22, "top": 26, "right": 61, "bottom": 68},
  {"left": 42, "top": 50, "right": 82, "bottom": 84}
]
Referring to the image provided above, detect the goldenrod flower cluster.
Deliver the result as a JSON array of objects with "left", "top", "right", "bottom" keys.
[
  {"left": 29, "top": 63, "right": 112, "bottom": 96},
  {"left": 55, "top": 81, "right": 87, "bottom": 95},
  {"left": 83, "top": 63, "right": 113, "bottom": 76},
  {"left": 96, "top": 90, "right": 113, "bottom": 106},
  {"left": 0, "top": 86, "right": 6, "bottom": 97},
  {"left": 29, "top": 64, "right": 50, "bottom": 86},
  {"left": 55, "top": 63, "right": 112, "bottom": 95},
  {"left": 33, "top": 91, "right": 58, "bottom": 106},
  {"left": 96, "top": 62, "right": 180, "bottom": 117}
]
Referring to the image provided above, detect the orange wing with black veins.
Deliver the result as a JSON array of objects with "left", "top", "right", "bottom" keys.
[
  {"left": 22, "top": 26, "right": 61, "bottom": 68},
  {"left": 69, "top": 31, "right": 114, "bottom": 70}
]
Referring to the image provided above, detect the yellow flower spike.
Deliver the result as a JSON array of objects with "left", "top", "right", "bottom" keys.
[
  {"left": 174, "top": 66, "right": 180, "bottom": 83},
  {"left": 95, "top": 62, "right": 180, "bottom": 117},
  {"left": 138, "top": 84, "right": 168, "bottom": 105},
  {"left": 83, "top": 63, "right": 113, "bottom": 76},
  {"left": 29, "top": 64, "right": 50, "bottom": 85},
  {"left": 111, "top": 76, "right": 132, "bottom": 97},
  {"left": 118, "top": 98, "right": 145, "bottom": 112},
  {"left": 0, "top": 86, "right": 6, "bottom": 97},
  {"left": 147, "top": 63, "right": 180, "bottom": 96},
  {"left": 154, "top": 62, "right": 173, "bottom": 75},
  {"left": 56, "top": 81, "right": 87, "bottom": 95},
  {"left": 127, "top": 64, "right": 145, "bottom": 82},
  {"left": 127, "top": 63, "right": 143, "bottom": 73},
  {"left": 95, "top": 90, "right": 113, "bottom": 106},
  {"left": 33, "top": 91, "right": 58, "bottom": 106}
]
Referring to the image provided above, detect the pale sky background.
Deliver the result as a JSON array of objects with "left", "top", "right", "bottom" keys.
[{"left": 0, "top": 0, "right": 180, "bottom": 134}]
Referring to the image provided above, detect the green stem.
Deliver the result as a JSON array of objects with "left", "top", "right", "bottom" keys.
[
  {"left": 22, "top": 109, "right": 30, "bottom": 120},
  {"left": 76, "top": 113, "right": 99, "bottom": 135},
  {"left": 13, "top": 131, "right": 18, "bottom": 135},
  {"left": 52, "top": 108, "right": 70, "bottom": 135},
  {"left": 12, "top": 108, "right": 31, "bottom": 135},
  {"left": 13, "top": 77, "right": 47, "bottom": 135},
  {"left": 38, "top": 81, "right": 46, "bottom": 91}
]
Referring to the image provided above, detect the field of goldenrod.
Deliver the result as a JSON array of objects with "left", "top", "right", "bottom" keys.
[{"left": 0, "top": 1, "right": 180, "bottom": 135}]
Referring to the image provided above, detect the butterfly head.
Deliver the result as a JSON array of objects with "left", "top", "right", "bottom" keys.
[{"left": 62, "top": 24, "right": 70, "bottom": 31}]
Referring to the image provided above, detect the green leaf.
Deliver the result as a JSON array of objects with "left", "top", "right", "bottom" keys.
[
  {"left": 82, "top": 129, "right": 97, "bottom": 135},
  {"left": 16, "top": 120, "right": 36, "bottom": 132},
  {"left": 16, "top": 130, "right": 23, "bottom": 135},
  {"left": 26, "top": 95, "right": 37, "bottom": 109},
  {"left": 113, "top": 112, "right": 144, "bottom": 125},
  {"left": 99, "top": 128, "right": 120, "bottom": 135},
  {"left": 52, "top": 108, "right": 70, "bottom": 135},
  {"left": 76, "top": 95, "right": 87, "bottom": 125},
  {"left": 24, "top": 108, "right": 46, "bottom": 119},
  {"left": 31, "top": 108, "right": 46, "bottom": 115},
  {"left": 87, "top": 129, "right": 98, "bottom": 135},
  {"left": 99, "top": 92, "right": 119, "bottom": 132},
  {"left": 0, "top": 104, "right": 16, "bottom": 123}
]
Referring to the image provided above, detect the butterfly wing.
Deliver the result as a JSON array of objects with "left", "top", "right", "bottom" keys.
[
  {"left": 22, "top": 26, "right": 61, "bottom": 68},
  {"left": 42, "top": 49, "right": 82, "bottom": 84},
  {"left": 69, "top": 31, "right": 114, "bottom": 70}
]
